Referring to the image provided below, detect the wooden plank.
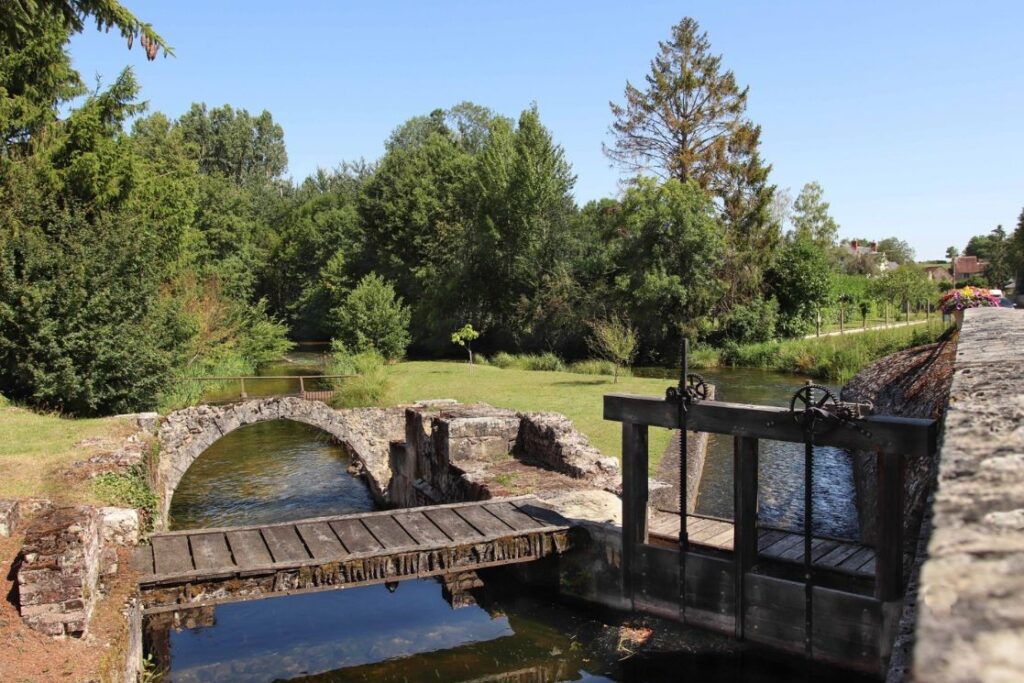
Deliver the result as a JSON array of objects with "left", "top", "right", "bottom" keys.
[
  {"left": 621, "top": 420, "right": 649, "bottom": 605},
  {"left": 778, "top": 536, "right": 830, "bottom": 563},
  {"left": 362, "top": 515, "right": 417, "bottom": 549},
  {"left": 151, "top": 535, "right": 193, "bottom": 576},
  {"left": 455, "top": 505, "right": 515, "bottom": 537},
  {"left": 812, "top": 539, "right": 840, "bottom": 562},
  {"left": 150, "top": 494, "right": 542, "bottom": 538},
  {"left": 686, "top": 517, "right": 718, "bottom": 535},
  {"left": 703, "top": 524, "right": 737, "bottom": 550},
  {"left": 603, "top": 395, "right": 936, "bottom": 457},
  {"left": 393, "top": 511, "right": 451, "bottom": 544},
  {"left": 189, "top": 533, "right": 233, "bottom": 571},
  {"left": 691, "top": 520, "right": 732, "bottom": 545},
  {"left": 424, "top": 508, "right": 483, "bottom": 542},
  {"left": 484, "top": 501, "right": 545, "bottom": 531},
  {"left": 261, "top": 525, "right": 309, "bottom": 563},
  {"left": 762, "top": 533, "right": 804, "bottom": 559},
  {"left": 757, "top": 529, "right": 788, "bottom": 551},
  {"left": 836, "top": 546, "right": 875, "bottom": 574},
  {"left": 329, "top": 518, "right": 383, "bottom": 553},
  {"left": 816, "top": 542, "right": 862, "bottom": 569},
  {"left": 225, "top": 529, "right": 272, "bottom": 569},
  {"left": 132, "top": 544, "right": 154, "bottom": 575},
  {"left": 296, "top": 522, "right": 347, "bottom": 559}
]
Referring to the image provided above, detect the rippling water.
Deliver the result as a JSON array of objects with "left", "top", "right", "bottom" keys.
[{"left": 694, "top": 368, "right": 858, "bottom": 539}]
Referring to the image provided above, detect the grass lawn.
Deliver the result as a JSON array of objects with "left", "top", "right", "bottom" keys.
[
  {"left": 385, "top": 361, "right": 675, "bottom": 470},
  {"left": 0, "top": 406, "right": 135, "bottom": 503}
]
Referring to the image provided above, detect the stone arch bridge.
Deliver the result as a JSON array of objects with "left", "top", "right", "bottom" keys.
[{"left": 154, "top": 397, "right": 403, "bottom": 525}]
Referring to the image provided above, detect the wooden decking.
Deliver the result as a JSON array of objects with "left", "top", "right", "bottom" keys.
[
  {"left": 648, "top": 510, "right": 879, "bottom": 578},
  {"left": 134, "top": 496, "right": 572, "bottom": 611}
]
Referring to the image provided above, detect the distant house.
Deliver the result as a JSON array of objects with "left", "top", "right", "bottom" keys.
[
  {"left": 842, "top": 239, "right": 896, "bottom": 272},
  {"left": 952, "top": 255, "right": 988, "bottom": 283},
  {"left": 923, "top": 265, "right": 953, "bottom": 283}
]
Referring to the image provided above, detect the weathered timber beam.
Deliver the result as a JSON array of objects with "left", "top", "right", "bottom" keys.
[{"left": 604, "top": 394, "right": 936, "bottom": 457}]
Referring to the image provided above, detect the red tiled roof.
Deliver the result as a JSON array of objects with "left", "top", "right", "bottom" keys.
[{"left": 954, "top": 256, "right": 987, "bottom": 274}]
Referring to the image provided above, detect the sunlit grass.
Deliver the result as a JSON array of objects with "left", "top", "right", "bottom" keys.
[{"left": 0, "top": 406, "right": 135, "bottom": 502}]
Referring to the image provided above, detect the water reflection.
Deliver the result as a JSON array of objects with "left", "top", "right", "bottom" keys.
[{"left": 168, "top": 420, "right": 374, "bottom": 529}]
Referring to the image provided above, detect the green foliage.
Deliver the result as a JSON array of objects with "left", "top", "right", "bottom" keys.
[
  {"left": 450, "top": 323, "right": 480, "bottom": 364},
  {"left": 92, "top": 463, "right": 159, "bottom": 528},
  {"left": 876, "top": 237, "right": 915, "bottom": 264},
  {"left": 867, "top": 264, "right": 937, "bottom": 317},
  {"left": 613, "top": 177, "right": 725, "bottom": 359},
  {"left": 791, "top": 182, "right": 839, "bottom": 247},
  {"left": 587, "top": 316, "right": 638, "bottom": 382},
  {"left": 719, "top": 295, "right": 779, "bottom": 344},
  {"left": 487, "top": 352, "right": 565, "bottom": 372},
  {"left": 567, "top": 359, "right": 620, "bottom": 376},
  {"left": 719, "top": 322, "right": 949, "bottom": 382},
  {"left": 332, "top": 274, "right": 411, "bottom": 361},
  {"left": 328, "top": 346, "right": 389, "bottom": 408},
  {"left": 767, "top": 236, "right": 832, "bottom": 337}
]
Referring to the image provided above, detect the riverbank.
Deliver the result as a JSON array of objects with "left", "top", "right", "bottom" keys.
[{"left": 689, "top": 320, "right": 949, "bottom": 382}]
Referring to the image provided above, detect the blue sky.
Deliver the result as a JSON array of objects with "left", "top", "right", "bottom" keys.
[{"left": 69, "top": 1, "right": 1023, "bottom": 260}]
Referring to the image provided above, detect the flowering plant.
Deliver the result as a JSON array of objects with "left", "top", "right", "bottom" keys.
[{"left": 938, "top": 286, "right": 1000, "bottom": 314}]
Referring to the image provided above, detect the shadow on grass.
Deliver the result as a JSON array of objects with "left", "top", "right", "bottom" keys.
[{"left": 550, "top": 379, "right": 611, "bottom": 387}]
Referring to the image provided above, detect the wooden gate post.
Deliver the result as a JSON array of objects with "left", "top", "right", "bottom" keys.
[
  {"left": 733, "top": 436, "right": 759, "bottom": 638},
  {"left": 875, "top": 450, "right": 904, "bottom": 601},
  {"left": 621, "top": 421, "right": 649, "bottom": 606}
]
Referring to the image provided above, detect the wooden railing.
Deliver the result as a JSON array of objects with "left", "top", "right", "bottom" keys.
[{"left": 189, "top": 374, "right": 353, "bottom": 402}]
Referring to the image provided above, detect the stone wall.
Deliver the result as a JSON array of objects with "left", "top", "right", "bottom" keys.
[
  {"left": 912, "top": 308, "right": 1024, "bottom": 682},
  {"left": 15, "top": 505, "right": 141, "bottom": 638},
  {"left": 155, "top": 398, "right": 404, "bottom": 523}
]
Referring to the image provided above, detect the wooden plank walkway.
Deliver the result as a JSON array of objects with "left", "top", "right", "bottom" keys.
[
  {"left": 648, "top": 510, "right": 880, "bottom": 578},
  {"left": 134, "top": 496, "right": 572, "bottom": 610}
]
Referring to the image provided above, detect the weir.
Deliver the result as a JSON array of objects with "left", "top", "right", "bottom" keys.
[{"left": 603, "top": 377, "right": 937, "bottom": 675}]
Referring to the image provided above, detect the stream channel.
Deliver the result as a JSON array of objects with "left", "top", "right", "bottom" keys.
[{"left": 149, "top": 355, "right": 872, "bottom": 682}]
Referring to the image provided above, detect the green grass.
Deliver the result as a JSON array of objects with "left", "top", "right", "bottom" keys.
[
  {"left": 385, "top": 361, "right": 673, "bottom": 469},
  {"left": 696, "top": 320, "right": 949, "bottom": 383},
  {"left": 0, "top": 406, "right": 136, "bottom": 502}
]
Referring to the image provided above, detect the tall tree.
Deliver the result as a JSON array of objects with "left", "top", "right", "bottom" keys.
[
  {"left": 791, "top": 181, "right": 839, "bottom": 246},
  {"left": 877, "top": 237, "right": 915, "bottom": 265},
  {"left": 604, "top": 16, "right": 776, "bottom": 308}
]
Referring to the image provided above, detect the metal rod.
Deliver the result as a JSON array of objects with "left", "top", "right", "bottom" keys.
[
  {"left": 804, "top": 437, "right": 814, "bottom": 658},
  {"left": 678, "top": 338, "right": 689, "bottom": 621}
]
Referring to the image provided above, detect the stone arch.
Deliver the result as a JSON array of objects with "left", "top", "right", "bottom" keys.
[{"left": 155, "top": 397, "right": 401, "bottom": 527}]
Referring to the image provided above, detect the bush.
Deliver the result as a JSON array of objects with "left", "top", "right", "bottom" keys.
[
  {"left": 332, "top": 274, "right": 411, "bottom": 361},
  {"left": 568, "top": 359, "right": 619, "bottom": 376},
  {"left": 720, "top": 296, "right": 779, "bottom": 344},
  {"left": 328, "top": 346, "right": 389, "bottom": 408},
  {"left": 491, "top": 352, "right": 516, "bottom": 369}
]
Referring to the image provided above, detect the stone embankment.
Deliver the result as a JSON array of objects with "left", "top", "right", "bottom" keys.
[{"left": 843, "top": 337, "right": 956, "bottom": 550}]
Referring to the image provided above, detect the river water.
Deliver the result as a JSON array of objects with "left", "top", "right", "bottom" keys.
[{"left": 151, "top": 362, "right": 868, "bottom": 682}]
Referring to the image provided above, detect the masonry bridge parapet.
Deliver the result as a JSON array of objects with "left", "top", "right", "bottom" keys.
[{"left": 909, "top": 307, "right": 1024, "bottom": 683}]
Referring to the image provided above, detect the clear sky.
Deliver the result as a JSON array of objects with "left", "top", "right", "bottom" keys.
[{"left": 69, "top": 1, "right": 1023, "bottom": 261}]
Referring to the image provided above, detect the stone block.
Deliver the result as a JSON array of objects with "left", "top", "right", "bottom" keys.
[
  {"left": 17, "top": 506, "right": 102, "bottom": 638},
  {"left": 98, "top": 507, "right": 140, "bottom": 546},
  {"left": 0, "top": 499, "right": 19, "bottom": 536}
]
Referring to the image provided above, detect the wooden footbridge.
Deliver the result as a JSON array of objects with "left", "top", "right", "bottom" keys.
[{"left": 134, "top": 496, "right": 572, "bottom": 612}]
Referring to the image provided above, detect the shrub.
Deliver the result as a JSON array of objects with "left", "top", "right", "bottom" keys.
[
  {"left": 522, "top": 352, "right": 565, "bottom": 372},
  {"left": 568, "top": 359, "right": 618, "bottom": 376},
  {"left": 332, "top": 274, "right": 411, "bottom": 361},
  {"left": 328, "top": 346, "right": 389, "bottom": 408},
  {"left": 720, "top": 296, "right": 779, "bottom": 344},
  {"left": 491, "top": 352, "right": 516, "bottom": 369},
  {"left": 587, "top": 316, "right": 639, "bottom": 383}
]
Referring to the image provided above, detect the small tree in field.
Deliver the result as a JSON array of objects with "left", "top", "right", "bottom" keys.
[
  {"left": 333, "top": 274, "right": 411, "bottom": 361},
  {"left": 451, "top": 324, "right": 480, "bottom": 364},
  {"left": 588, "top": 316, "right": 638, "bottom": 383}
]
